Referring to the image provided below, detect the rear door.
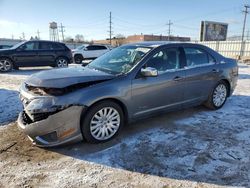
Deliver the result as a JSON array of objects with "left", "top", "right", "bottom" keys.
[
  {"left": 13, "top": 41, "right": 39, "bottom": 67},
  {"left": 37, "top": 42, "right": 55, "bottom": 65},
  {"left": 95, "top": 45, "right": 109, "bottom": 57},
  {"left": 131, "top": 47, "right": 186, "bottom": 118},
  {"left": 182, "top": 46, "right": 220, "bottom": 105}
]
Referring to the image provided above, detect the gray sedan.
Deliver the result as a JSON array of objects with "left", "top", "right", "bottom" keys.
[{"left": 18, "top": 42, "right": 238, "bottom": 147}]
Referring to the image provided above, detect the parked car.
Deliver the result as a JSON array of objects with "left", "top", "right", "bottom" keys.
[
  {"left": 0, "top": 40, "right": 72, "bottom": 72},
  {"left": 72, "top": 44, "right": 112, "bottom": 64},
  {"left": 18, "top": 41, "right": 238, "bottom": 147},
  {"left": 0, "top": 44, "right": 12, "bottom": 49}
]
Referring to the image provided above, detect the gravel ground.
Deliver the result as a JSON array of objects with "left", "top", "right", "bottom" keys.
[{"left": 0, "top": 64, "right": 250, "bottom": 188}]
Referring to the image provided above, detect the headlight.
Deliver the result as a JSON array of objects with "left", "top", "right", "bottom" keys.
[{"left": 25, "top": 97, "right": 57, "bottom": 114}]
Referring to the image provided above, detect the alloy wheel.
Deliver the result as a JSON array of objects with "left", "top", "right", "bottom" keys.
[
  {"left": 57, "top": 58, "right": 68, "bottom": 67},
  {"left": 0, "top": 59, "right": 12, "bottom": 72},
  {"left": 90, "top": 107, "right": 121, "bottom": 141},
  {"left": 212, "top": 84, "right": 227, "bottom": 107}
]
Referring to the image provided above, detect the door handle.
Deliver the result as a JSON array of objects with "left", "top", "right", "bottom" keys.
[{"left": 173, "top": 76, "right": 183, "bottom": 81}]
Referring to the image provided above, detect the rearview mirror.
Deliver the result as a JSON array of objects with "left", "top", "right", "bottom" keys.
[{"left": 141, "top": 67, "right": 158, "bottom": 77}]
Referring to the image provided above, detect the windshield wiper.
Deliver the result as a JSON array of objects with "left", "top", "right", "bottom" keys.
[{"left": 88, "top": 65, "right": 120, "bottom": 75}]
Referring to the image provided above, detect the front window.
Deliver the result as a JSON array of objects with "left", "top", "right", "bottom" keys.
[
  {"left": 19, "top": 42, "right": 38, "bottom": 51},
  {"left": 145, "top": 48, "right": 180, "bottom": 74},
  {"left": 88, "top": 45, "right": 152, "bottom": 74},
  {"left": 11, "top": 41, "right": 26, "bottom": 49}
]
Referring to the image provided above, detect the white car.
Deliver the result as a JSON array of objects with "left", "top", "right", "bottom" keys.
[{"left": 72, "top": 44, "right": 112, "bottom": 64}]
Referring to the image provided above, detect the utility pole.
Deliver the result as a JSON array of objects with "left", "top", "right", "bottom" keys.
[
  {"left": 21, "top": 32, "right": 25, "bottom": 40},
  {"left": 240, "top": 4, "right": 249, "bottom": 58},
  {"left": 247, "top": 29, "right": 250, "bottom": 40},
  {"left": 37, "top": 30, "right": 40, "bottom": 39},
  {"left": 167, "top": 20, "right": 173, "bottom": 41},
  {"left": 108, "top": 12, "right": 113, "bottom": 45},
  {"left": 59, "top": 23, "right": 65, "bottom": 42}
]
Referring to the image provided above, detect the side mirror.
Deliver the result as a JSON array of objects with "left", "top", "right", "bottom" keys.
[
  {"left": 83, "top": 48, "right": 88, "bottom": 51},
  {"left": 141, "top": 67, "right": 158, "bottom": 77}
]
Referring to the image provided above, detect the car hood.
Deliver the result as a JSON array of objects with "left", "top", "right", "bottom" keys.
[
  {"left": 0, "top": 49, "right": 12, "bottom": 53},
  {"left": 25, "top": 67, "right": 116, "bottom": 88}
]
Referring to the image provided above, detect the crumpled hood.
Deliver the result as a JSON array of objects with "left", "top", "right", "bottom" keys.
[{"left": 25, "top": 67, "right": 115, "bottom": 88}]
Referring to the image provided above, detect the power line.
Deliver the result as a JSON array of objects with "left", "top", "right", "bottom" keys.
[
  {"left": 166, "top": 20, "right": 173, "bottom": 40},
  {"left": 240, "top": 4, "right": 249, "bottom": 57},
  {"left": 59, "top": 23, "right": 65, "bottom": 42}
]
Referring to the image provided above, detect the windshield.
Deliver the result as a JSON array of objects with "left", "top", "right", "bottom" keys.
[
  {"left": 88, "top": 45, "right": 152, "bottom": 74},
  {"left": 10, "top": 41, "right": 26, "bottom": 49},
  {"left": 76, "top": 44, "right": 87, "bottom": 50}
]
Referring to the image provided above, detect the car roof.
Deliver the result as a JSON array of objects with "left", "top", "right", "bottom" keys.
[
  {"left": 28, "top": 40, "right": 65, "bottom": 45},
  {"left": 123, "top": 41, "right": 201, "bottom": 48}
]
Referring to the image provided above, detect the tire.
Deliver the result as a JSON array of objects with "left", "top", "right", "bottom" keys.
[
  {"left": 81, "top": 101, "right": 124, "bottom": 143},
  {"left": 55, "top": 57, "right": 68, "bottom": 68},
  {"left": 74, "top": 54, "right": 83, "bottom": 64},
  {"left": 204, "top": 80, "right": 228, "bottom": 110},
  {"left": 0, "top": 58, "right": 13, "bottom": 72}
]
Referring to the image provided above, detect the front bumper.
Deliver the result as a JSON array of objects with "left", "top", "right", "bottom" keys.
[{"left": 17, "top": 106, "right": 84, "bottom": 147}]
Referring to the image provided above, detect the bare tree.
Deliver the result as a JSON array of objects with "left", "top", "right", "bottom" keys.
[
  {"left": 75, "top": 34, "right": 84, "bottom": 43},
  {"left": 114, "top": 34, "right": 125, "bottom": 46},
  {"left": 64, "top": 36, "right": 74, "bottom": 43},
  {"left": 115, "top": 34, "right": 125, "bottom": 39}
]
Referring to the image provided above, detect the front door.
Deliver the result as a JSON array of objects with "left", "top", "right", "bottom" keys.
[
  {"left": 131, "top": 47, "right": 186, "bottom": 118},
  {"left": 13, "top": 41, "right": 39, "bottom": 67}
]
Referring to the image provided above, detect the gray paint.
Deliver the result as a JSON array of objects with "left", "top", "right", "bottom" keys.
[{"left": 18, "top": 42, "right": 238, "bottom": 147}]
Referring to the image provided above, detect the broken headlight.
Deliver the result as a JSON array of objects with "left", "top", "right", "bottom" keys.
[{"left": 25, "top": 97, "right": 58, "bottom": 114}]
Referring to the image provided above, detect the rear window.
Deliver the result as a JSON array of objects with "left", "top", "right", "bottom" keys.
[
  {"left": 52, "top": 43, "right": 65, "bottom": 50},
  {"left": 96, "top": 45, "right": 107, "bottom": 50},
  {"left": 39, "top": 42, "right": 53, "bottom": 50}
]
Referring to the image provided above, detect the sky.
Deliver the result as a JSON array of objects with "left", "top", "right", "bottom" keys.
[{"left": 0, "top": 0, "right": 249, "bottom": 41}]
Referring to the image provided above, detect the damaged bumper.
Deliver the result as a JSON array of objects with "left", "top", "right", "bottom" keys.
[{"left": 17, "top": 106, "right": 84, "bottom": 147}]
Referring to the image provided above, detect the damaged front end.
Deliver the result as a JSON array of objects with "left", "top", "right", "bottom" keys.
[
  {"left": 17, "top": 83, "right": 86, "bottom": 147},
  {"left": 17, "top": 67, "right": 116, "bottom": 147}
]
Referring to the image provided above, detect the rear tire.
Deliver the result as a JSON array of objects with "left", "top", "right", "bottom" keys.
[
  {"left": 55, "top": 57, "right": 68, "bottom": 68},
  {"left": 204, "top": 81, "right": 228, "bottom": 110},
  {"left": 81, "top": 101, "right": 124, "bottom": 143},
  {"left": 0, "top": 58, "right": 13, "bottom": 72},
  {"left": 74, "top": 54, "right": 84, "bottom": 64}
]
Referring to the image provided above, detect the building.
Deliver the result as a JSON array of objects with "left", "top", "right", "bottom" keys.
[
  {"left": 94, "top": 34, "right": 191, "bottom": 46},
  {"left": 125, "top": 34, "right": 190, "bottom": 43}
]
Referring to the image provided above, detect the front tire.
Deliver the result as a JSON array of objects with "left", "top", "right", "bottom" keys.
[
  {"left": 55, "top": 57, "right": 68, "bottom": 68},
  {"left": 205, "top": 81, "right": 228, "bottom": 110},
  {"left": 0, "top": 58, "right": 13, "bottom": 72},
  {"left": 81, "top": 101, "right": 124, "bottom": 143}
]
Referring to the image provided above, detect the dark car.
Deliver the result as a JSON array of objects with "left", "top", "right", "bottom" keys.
[
  {"left": 0, "top": 40, "right": 72, "bottom": 72},
  {"left": 18, "top": 42, "right": 238, "bottom": 147}
]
